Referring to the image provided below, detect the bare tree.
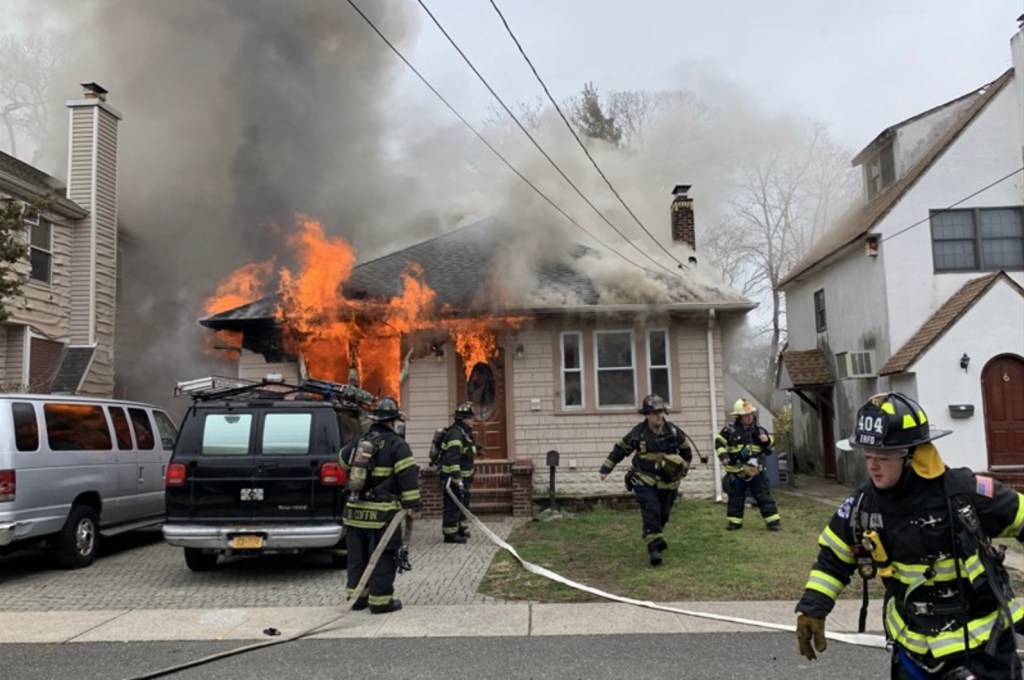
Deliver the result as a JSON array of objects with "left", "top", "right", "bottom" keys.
[
  {"left": 707, "top": 122, "right": 859, "bottom": 405},
  {"left": 0, "top": 35, "right": 62, "bottom": 164}
]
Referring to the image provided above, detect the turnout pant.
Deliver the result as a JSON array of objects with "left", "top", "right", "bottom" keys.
[
  {"left": 725, "top": 473, "right": 779, "bottom": 527},
  {"left": 635, "top": 483, "right": 677, "bottom": 553},
  {"left": 346, "top": 523, "right": 402, "bottom": 608},
  {"left": 441, "top": 476, "right": 466, "bottom": 537},
  {"left": 891, "top": 628, "right": 1021, "bottom": 679}
]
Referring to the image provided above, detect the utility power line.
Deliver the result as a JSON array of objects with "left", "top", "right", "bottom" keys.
[
  {"left": 882, "top": 166, "right": 1024, "bottom": 243},
  {"left": 343, "top": 0, "right": 654, "bottom": 276},
  {"left": 487, "top": 0, "right": 689, "bottom": 271},
  {"left": 413, "top": 0, "right": 684, "bottom": 278}
]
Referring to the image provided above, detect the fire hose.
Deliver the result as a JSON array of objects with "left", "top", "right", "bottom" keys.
[
  {"left": 128, "top": 509, "right": 408, "bottom": 680},
  {"left": 443, "top": 478, "right": 888, "bottom": 651}
]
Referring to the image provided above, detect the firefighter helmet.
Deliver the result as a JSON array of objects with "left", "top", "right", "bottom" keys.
[
  {"left": 639, "top": 394, "right": 667, "bottom": 414},
  {"left": 453, "top": 401, "right": 476, "bottom": 419},
  {"left": 731, "top": 398, "right": 757, "bottom": 416},
  {"left": 368, "top": 396, "right": 404, "bottom": 422},
  {"left": 839, "top": 392, "right": 951, "bottom": 451}
]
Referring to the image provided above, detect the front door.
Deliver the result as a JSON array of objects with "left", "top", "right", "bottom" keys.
[
  {"left": 983, "top": 354, "right": 1024, "bottom": 468},
  {"left": 457, "top": 351, "right": 508, "bottom": 460}
]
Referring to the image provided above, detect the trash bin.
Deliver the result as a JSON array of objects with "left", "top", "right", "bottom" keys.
[{"left": 764, "top": 451, "right": 781, "bottom": 488}]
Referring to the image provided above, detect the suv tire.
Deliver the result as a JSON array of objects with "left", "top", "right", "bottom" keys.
[
  {"left": 184, "top": 548, "right": 219, "bottom": 572},
  {"left": 53, "top": 505, "right": 100, "bottom": 569},
  {"left": 329, "top": 550, "right": 347, "bottom": 569}
]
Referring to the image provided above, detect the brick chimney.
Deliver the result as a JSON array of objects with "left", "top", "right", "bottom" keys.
[
  {"left": 670, "top": 184, "right": 695, "bottom": 250},
  {"left": 65, "top": 82, "right": 122, "bottom": 395}
]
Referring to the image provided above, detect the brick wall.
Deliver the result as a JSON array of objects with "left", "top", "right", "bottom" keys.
[{"left": 418, "top": 459, "right": 534, "bottom": 518}]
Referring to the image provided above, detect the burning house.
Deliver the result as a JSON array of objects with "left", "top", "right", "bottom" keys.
[{"left": 200, "top": 189, "right": 755, "bottom": 514}]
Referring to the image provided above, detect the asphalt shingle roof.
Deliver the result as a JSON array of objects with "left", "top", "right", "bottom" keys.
[
  {"left": 779, "top": 348, "right": 834, "bottom": 387},
  {"left": 202, "top": 217, "right": 753, "bottom": 327},
  {"left": 878, "top": 271, "right": 1022, "bottom": 376}
]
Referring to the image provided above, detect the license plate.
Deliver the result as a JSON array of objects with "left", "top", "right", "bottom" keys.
[{"left": 231, "top": 535, "right": 264, "bottom": 549}]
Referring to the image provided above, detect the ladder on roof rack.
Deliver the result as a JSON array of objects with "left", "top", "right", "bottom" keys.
[{"left": 174, "top": 374, "right": 376, "bottom": 408}]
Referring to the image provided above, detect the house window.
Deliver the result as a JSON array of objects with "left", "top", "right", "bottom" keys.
[
  {"left": 27, "top": 216, "right": 52, "bottom": 284},
  {"left": 813, "top": 289, "right": 827, "bottom": 332},
  {"left": 931, "top": 207, "right": 1024, "bottom": 272},
  {"left": 594, "top": 330, "right": 636, "bottom": 408},
  {"left": 866, "top": 143, "right": 896, "bottom": 200},
  {"left": 560, "top": 332, "right": 584, "bottom": 408},
  {"left": 646, "top": 329, "right": 671, "bottom": 406}
]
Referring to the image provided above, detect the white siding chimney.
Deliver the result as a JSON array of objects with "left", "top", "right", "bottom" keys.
[{"left": 65, "top": 82, "right": 122, "bottom": 395}]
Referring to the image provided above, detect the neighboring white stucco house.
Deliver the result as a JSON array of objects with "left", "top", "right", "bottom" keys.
[
  {"left": 0, "top": 84, "right": 121, "bottom": 396},
  {"left": 776, "top": 20, "right": 1024, "bottom": 485}
]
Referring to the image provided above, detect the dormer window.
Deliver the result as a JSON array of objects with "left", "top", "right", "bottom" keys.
[{"left": 866, "top": 143, "right": 896, "bottom": 200}]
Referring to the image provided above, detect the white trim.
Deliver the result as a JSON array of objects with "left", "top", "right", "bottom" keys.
[
  {"left": 707, "top": 310, "right": 722, "bottom": 502},
  {"left": 645, "top": 328, "right": 672, "bottom": 407},
  {"left": 87, "top": 106, "right": 98, "bottom": 343},
  {"left": 559, "top": 331, "right": 584, "bottom": 410},
  {"left": 20, "top": 326, "right": 30, "bottom": 387}
]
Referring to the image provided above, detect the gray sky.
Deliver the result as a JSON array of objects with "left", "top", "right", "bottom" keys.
[{"left": 394, "top": 0, "right": 1022, "bottom": 149}]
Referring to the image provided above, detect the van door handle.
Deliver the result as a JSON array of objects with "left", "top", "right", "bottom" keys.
[
  {"left": 138, "top": 466, "right": 145, "bottom": 483},
  {"left": 258, "top": 462, "right": 279, "bottom": 470}
]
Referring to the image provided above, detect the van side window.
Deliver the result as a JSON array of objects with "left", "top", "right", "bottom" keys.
[
  {"left": 262, "top": 413, "right": 312, "bottom": 455},
  {"left": 153, "top": 410, "right": 178, "bottom": 450},
  {"left": 12, "top": 402, "right": 39, "bottom": 452},
  {"left": 109, "top": 407, "right": 134, "bottom": 450},
  {"left": 128, "top": 408, "right": 156, "bottom": 450},
  {"left": 202, "top": 414, "right": 252, "bottom": 455},
  {"left": 44, "top": 403, "right": 112, "bottom": 451}
]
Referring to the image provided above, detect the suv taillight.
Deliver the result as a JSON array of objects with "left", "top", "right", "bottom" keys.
[
  {"left": 0, "top": 469, "right": 14, "bottom": 501},
  {"left": 320, "top": 462, "right": 346, "bottom": 486},
  {"left": 165, "top": 463, "right": 187, "bottom": 487}
]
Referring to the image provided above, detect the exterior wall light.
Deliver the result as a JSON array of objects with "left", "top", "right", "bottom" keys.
[
  {"left": 960, "top": 353, "right": 970, "bottom": 372},
  {"left": 514, "top": 344, "right": 525, "bottom": 359}
]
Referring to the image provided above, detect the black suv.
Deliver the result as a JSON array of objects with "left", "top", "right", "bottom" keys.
[{"left": 162, "top": 376, "right": 370, "bottom": 572}]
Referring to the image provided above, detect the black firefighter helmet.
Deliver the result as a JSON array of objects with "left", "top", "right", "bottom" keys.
[
  {"left": 639, "top": 394, "right": 667, "bottom": 415},
  {"left": 838, "top": 392, "right": 951, "bottom": 451},
  {"left": 368, "top": 396, "right": 404, "bottom": 422}
]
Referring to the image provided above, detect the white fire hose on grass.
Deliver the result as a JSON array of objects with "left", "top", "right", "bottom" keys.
[{"left": 444, "top": 479, "right": 887, "bottom": 651}]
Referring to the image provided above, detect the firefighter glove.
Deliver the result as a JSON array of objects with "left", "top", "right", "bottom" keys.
[{"left": 796, "top": 614, "right": 827, "bottom": 660}]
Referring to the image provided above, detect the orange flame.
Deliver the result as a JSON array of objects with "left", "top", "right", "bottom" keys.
[
  {"left": 204, "top": 215, "right": 530, "bottom": 400},
  {"left": 204, "top": 261, "right": 273, "bottom": 358}
]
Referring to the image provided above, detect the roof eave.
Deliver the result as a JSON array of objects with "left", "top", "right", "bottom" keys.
[{"left": 0, "top": 174, "right": 88, "bottom": 219}]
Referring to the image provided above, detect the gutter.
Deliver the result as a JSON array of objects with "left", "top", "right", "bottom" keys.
[
  {"left": 0, "top": 174, "right": 88, "bottom": 219},
  {"left": 707, "top": 309, "right": 722, "bottom": 502}
]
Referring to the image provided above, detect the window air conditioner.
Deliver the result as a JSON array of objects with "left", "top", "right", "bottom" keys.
[{"left": 836, "top": 350, "right": 876, "bottom": 379}]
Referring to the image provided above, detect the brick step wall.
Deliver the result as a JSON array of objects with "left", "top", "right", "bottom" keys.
[{"left": 418, "top": 459, "right": 534, "bottom": 518}]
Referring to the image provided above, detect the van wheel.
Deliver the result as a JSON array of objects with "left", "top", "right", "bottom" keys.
[
  {"left": 53, "top": 505, "right": 99, "bottom": 569},
  {"left": 184, "top": 548, "right": 219, "bottom": 572},
  {"left": 329, "top": 551, "right": 347, "bottom": 569}
]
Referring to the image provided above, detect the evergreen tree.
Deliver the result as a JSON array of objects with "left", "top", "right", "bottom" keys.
[{"left": 573, "top": 81, "right": 622, "bottom": 146}]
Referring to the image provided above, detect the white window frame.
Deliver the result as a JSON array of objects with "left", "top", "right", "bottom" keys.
[
  {"left": 931, "top": 207, "right": 1024, "bottom": 272},
  {"left": 645, "top": 328, "right": 672, "bottom": 408},
  {"left": 23, "top": 211, "right": 52, "bottom": 285},
  {"left": 593, "top": 329, "right": 637, "bottom": 409},
  {"left": 559, "top": 331, "right": 584, "bottom": 409}
]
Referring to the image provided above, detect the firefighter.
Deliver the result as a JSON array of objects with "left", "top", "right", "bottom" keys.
[
  {"left": 796, "top": 392, "right": 1024, "bottom": 679},
  {"left": 339, "top": 396, "right": 421, "bottom": 614},
  {"left": 439, "top": 401, "right": 479, "bottom": 543},
  {"left": 715, "top": 398, "right": 781, "bottom": 531},
  {"left": 599, "top": 394, "right": 694, "bottom": 566}
]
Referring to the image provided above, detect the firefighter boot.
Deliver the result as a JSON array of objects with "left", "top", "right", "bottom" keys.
[
  {"left": 648, "top": 545, "right": 663, "bottom": 566},
  {"left": 726, "top": 522, "right": 742, "bottom": 531},
  {"left": 767, "top": 522, "right": 781, "bottom": 532},
  {"left": 444, "top": 534, "right": 467, "bottom": 544},
  {"left": 370, "top": 599, "right": 403, "bottom": 615},
  {"left": 351, "top": 596, "right": 369, "bottom": 611}
]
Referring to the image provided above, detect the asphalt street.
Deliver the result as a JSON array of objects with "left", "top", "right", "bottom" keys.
[{"left": 6, "top": 633, "right": 889, "bottom": 680}]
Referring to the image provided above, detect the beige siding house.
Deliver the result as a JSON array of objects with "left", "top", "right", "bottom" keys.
[
  {"left": 201, "top": 191, "right": 755, "bottom": 512},
  {"left": 0, "top": 83, "right": 121, "bottom": 396}
]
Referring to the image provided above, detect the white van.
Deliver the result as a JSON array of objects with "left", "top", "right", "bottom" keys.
[{"left": 0, "top": 395, "right": 178, "bottom": 568}]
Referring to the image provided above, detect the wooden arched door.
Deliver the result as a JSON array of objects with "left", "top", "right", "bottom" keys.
[
  {"left": 456, "top": 351, "right": 508, "bottom": 460},
  {"left": 983, "top": 354, "right": 1024, "bottom": 468}
]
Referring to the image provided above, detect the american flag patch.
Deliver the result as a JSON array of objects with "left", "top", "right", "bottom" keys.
[{"left": 976, "top": 475, "right": 995, "bottom": 498}]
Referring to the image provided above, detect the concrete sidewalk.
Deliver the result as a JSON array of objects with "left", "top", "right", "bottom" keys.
[{"left": 0, "top": 599, "right": 884, "bottom": 643}]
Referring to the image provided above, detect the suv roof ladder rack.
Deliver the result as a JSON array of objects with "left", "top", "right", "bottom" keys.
[{"left": 174, "top": 375, "right": 376, "bottom": 409}]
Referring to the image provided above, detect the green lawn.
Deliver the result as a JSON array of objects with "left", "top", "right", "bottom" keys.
[{"left": 479, "top": 491, "right": 886, "bottom": 603}]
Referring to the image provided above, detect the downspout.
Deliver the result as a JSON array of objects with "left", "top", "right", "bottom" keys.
[{"left": 707, "top": 309, "right": 722, "bottom": 502}]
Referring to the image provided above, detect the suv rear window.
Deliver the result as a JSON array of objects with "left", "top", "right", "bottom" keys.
[
  {"left": 262, "top": 413, "right": 312, "bottom": 455},
  {"left": 202, "top": 414, "right": 252, "bottom": 455},
  {"left": 12, "top": 402, "right": 39, "bottom": 452}
]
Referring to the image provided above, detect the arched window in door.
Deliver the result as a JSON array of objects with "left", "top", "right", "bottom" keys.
[{"left": 466, "top": 362, "right": 496, "bottom": 420}]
